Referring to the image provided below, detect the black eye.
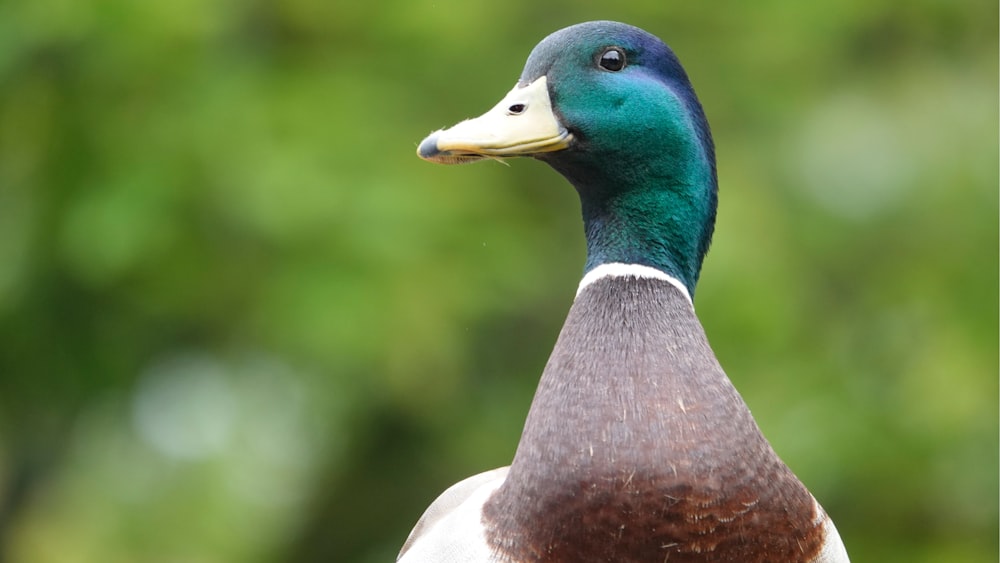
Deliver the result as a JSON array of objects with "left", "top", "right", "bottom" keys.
[{"left": 598, "top": 47, "right": 626, "bottom": 71}]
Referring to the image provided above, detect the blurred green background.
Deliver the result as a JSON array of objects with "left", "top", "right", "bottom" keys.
[{"left": 0, "top": 0, "right": 996, "bottom": 562}]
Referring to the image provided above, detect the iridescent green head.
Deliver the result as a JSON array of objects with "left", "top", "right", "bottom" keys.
[{"left": 419, "top": 21, "right": 717, "bottom": 295}]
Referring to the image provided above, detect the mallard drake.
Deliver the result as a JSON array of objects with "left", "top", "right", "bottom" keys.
[{"left": 400, "top": 21, "right": 849, "bottom": 563}]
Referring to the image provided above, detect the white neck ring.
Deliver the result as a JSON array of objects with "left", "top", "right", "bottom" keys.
[{"left": 576, "top": 263, "right": 693, "bottom": 305}]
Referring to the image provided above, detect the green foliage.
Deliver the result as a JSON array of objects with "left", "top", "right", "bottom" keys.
[{"left": 0, "top": 0, "right": 996, "bottom": 561}]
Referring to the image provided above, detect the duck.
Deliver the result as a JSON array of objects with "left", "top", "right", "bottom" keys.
[{"left": 399, "top": 21, "right": 849, "bottom": 563}]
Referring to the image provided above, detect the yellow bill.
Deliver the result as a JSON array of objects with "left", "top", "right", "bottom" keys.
[{"left": 417, "top": 76, "right": 573, "bottom": 164}]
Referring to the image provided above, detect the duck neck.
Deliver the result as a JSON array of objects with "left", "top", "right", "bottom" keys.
[
  {"left": 545, "top": 152, "right": 717, "bottom": 295},
  {"left": 581, "top": 187, "right": 707, "bottom": 294},
  {"left": 574, "top": 176, "right": 715, "bottom": 295}
]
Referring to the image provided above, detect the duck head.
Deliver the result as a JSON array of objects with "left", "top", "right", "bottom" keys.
[{"left": 418, "top": 21, "right": 718, "bottom": 295}]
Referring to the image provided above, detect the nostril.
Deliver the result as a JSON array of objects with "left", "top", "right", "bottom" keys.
[{"left": 507, "top": 103, "right": 526, "bottom": 115}]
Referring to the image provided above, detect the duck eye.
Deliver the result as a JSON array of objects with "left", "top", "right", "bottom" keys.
[{"left": 598, "top": 47, "right": 626, "bottom": 72}]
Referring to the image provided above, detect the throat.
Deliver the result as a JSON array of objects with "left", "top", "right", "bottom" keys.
[
  {"left": 540, "top": 127, "right": 717, "bottom": 296},
  {"left": 580, "top": 187, "right": 710, "bottom": 295}
]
